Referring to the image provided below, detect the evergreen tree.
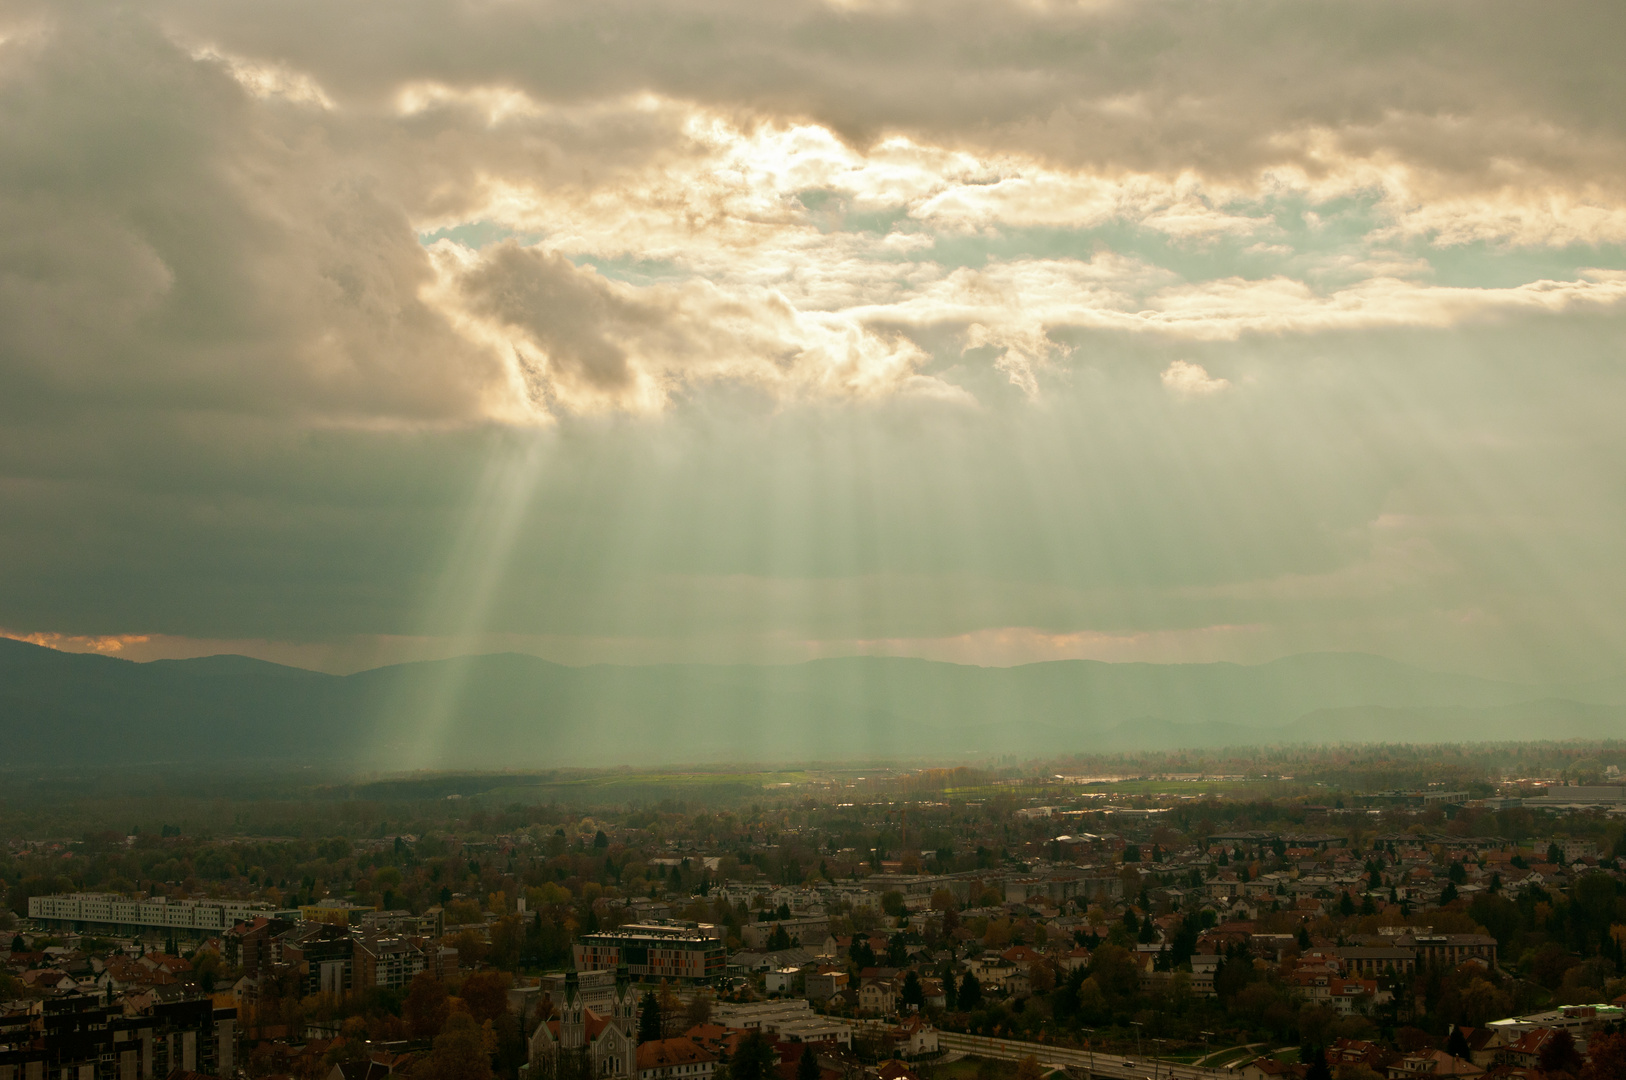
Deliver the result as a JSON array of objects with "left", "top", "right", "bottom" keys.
[
  {"left": 901, "top": 970, "right": 924, "bottom": 1009},
  {"left": 959, "top": 972, "right": 982, "bottom": 1009},
  {"left": 638, "top": 991, "right": 663, "bottom": 1044},
  {"left": 731, "top": 1030, "right": 775, "bottom": 1080},
  {"left": 797, "top": 1046, "right": 821, "bottom": 1080}
]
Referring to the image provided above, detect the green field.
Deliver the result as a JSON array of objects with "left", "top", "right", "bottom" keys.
[
  {"left": 1077, "top": 779, "right": 1289, "bottom": 796},
  {"left": 1199, "top": 1045, "right": 1263, "bottom": 1068},
  {"left": 475, "top": 769, "right": 821, "bottom": 806}
]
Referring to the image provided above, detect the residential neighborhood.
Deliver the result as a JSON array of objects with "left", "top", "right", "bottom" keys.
[{"left": 5, "top": 755, "right": 1626, "bottom": 1080}]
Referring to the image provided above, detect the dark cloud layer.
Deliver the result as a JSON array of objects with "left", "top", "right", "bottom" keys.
[
  {"left": 140, "top": 0, "right": 1626, "bottom": 189},
  {"left": 0, "top": 12, "right": 502, "bottom": 425},
  {"left": 0, "top": 0, "right": 1623, "bottom": 681},
  {"left": 463, "top": 244, "right": 643, "bottom": 393}
]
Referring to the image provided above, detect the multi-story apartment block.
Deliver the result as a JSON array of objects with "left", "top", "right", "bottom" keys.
[
  {"left": 354, "top": 935, "right": 426, "bottom": 990},
  {"left": 0, "top": 994, "right": 235, "bottom": 1080},
  {"left": 573, "top": 923, "right": 725, "bottom": 983},
  {"left": 281, "top": 922, "right": 355, "bottom": 996},
  {"left": 28, "top": 893, "right": 298, "bottom": 936}
]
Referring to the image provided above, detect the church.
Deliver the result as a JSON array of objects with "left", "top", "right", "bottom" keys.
[{"left": 527, "top": 967, "right": 639, "bottom": 1080}]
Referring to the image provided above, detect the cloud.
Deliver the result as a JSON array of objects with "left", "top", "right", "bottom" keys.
[
  {"left": 0, "top": 628, "right": 149, "bottom": 654},
  {"left": 441, "top": 240, "right": 947, "bottom": 413},
  {"left": 189, "top": 44, "right": 335, "bottom": 109},
  {"left": 0, "top": 0, "right": 1624, "bottom": 686},
  {"left": 7, "top": 5, "right": 1620, "bottom": 431},
  {"left": 1160, "top": 360, "right": 1230, "bottom": 396},
  {"left": 149, "top": 0, "right": 1626, "bottom": 190},
  {"left": 0, "top": 13, "right": 511, "bottom": 427}
]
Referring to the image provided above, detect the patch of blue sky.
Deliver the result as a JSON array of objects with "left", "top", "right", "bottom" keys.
[
  {"left": 797, "top": 189, "right": 915, "bottom": 237},
  {"left": 570, "top": 254, "right": 687, "bottom": 286},
  {"left": 908, "top": 213, "right": 1374, "bottom": 285},
  {"left": 1409, "top": 239, "right": 1626, "bottom": 289},
  {"left": 417, "top": 221, "right": 539, "bottom": 248},
  {"left": 1263, "top": 189, "right": 1386, "bottom": 235},
  {"left": 829, "top": 188, "right": 1393, "bottom": 283}
]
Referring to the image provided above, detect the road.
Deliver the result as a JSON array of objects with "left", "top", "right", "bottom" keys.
[{"left": 845, "top": 1021, "right": 1242, "bottom": 1079}]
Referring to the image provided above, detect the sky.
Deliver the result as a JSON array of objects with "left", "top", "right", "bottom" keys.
[{"left": 1, "top": 0, "right": 1624, "bottom": 682}]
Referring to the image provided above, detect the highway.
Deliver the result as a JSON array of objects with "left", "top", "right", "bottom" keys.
[{"left": 844, "top": 1021, "right": 1241, "bottom": 1079}]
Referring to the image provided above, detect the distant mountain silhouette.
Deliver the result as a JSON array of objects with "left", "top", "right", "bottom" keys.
[{"left": 1, "top": 637, "right": 1621, "bottom": 767}]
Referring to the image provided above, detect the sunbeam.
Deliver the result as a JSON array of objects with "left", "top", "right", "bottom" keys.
[{"left": 386, "top": 429, "right": 551, "bottom": 768}]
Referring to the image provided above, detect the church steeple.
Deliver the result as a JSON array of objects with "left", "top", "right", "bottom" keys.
[
  {"left": 613, "top": 964, "right": 638, "bottom": 1077},
  {"left": 612, "top": 963, "right": 634, "bottom": 1027},
  {"left": 560, "top": 969, "right": 585, "bottom": 1049}
]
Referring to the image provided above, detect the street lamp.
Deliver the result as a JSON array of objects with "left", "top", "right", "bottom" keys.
[{"left": 1132, "top": 1021, "right": 1144, "bottom": 1060}]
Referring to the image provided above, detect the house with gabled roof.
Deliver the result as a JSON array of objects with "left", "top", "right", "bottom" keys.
[{"left": 635, "top": 1036, "right": 714, "bottom": 1080}]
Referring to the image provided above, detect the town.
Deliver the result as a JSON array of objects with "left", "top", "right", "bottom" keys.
[{"left": 3, "top": 746, "right": 1626, "bottom": 1080}]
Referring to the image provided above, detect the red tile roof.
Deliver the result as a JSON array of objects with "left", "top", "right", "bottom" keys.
[{"left": 636, "top": 1036, "right": 714, "bottom": 1071}]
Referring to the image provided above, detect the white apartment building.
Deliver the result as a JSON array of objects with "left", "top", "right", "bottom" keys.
[{"left": 29, "top": 892, "right": 298, "bottom": 934}]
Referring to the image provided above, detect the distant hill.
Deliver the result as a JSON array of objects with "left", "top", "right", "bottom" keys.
[{"left": 0, "top": 637, "right": 1621, "bottom": 767}]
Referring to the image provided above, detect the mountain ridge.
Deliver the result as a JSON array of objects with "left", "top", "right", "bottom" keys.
[{"left": 1, "top": 637, "right": 1620, "bottom": 767}]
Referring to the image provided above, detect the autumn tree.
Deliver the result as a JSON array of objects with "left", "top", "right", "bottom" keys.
[
  {"left": 460, "top": 971, "right": 512, "bottom": 1024},
  {"left": 405, "top": 972, "right": 451, "bottom": 1041},
  {"left": 1539, "top": 1030, "right": 1584, "bottom": 1076},
  {"left": 487, "top": 916, "right": 523, "bottom": 970},
  {"left": 452, "top": 928, "right": 486, "bottom": 968},
  {"left": 1581, "top": 1032, "right": 1626, "bottom": 1080},
  {"left": 684, "top": 993, "right": 713, "bottom": 1030},
  {"left": 658, "top": 985, "right": 685, "bottom": 1037},
  {"left": 412, "top": 1012, "right": 492, "bottom": 1080}
]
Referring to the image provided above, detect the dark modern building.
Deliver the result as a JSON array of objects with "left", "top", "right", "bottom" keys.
[
  {"left": 573, "top": 923, "right": 726, "bottom": 983},
  {"left": 0, "top": 993, "right": 236, "bottom": 1080}
]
